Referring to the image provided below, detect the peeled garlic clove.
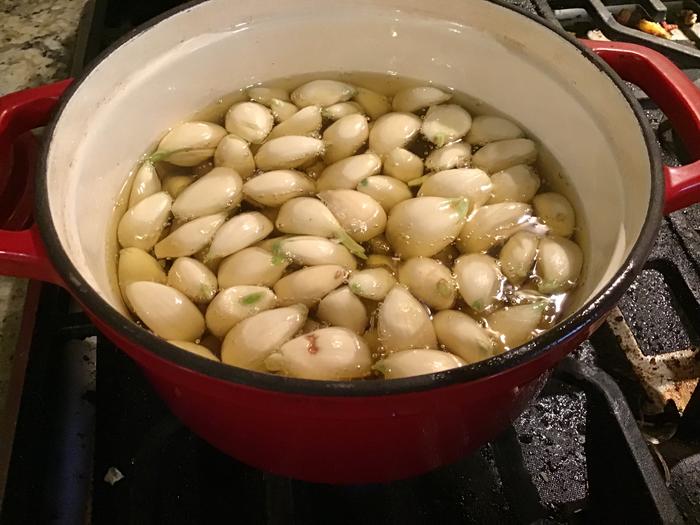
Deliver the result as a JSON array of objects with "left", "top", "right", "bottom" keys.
[
  {"left": 221, "top": 304, "right": 308, "bottom": 370},
  {"left": 277, "top": 236, "right": 357, "bottom": 270},
  {"left": 433, "top": 310, "right": 497, "bottom": 363},
  {"left": 269, "top": 98, "right": 298, "bottom": 122},
  {"left": 168, "top": 340, "right": 219, "bottom": 361},
  {"left": 375, "top": 349, "right": 465, "bottom": 379},
  {"left": 323, "top": 101, "right": 364, "bottom": 120},
  {"left": 353, "top": 87, "right": 391, "bottom": 119},
  {"left": 489, "top": 165, "right": 540, "bottom": 204},
  {"left": 356, "top": 175, "right": 411, "bottom": 211},
  {"left": 533, "top": 192, "right": 576, "bottom": 237},
  {"left": 322, "top": 114, "right": 369, "bottom": 163},
  {"left": 348, "top": 268, "right": 396, "bottom": 300},
  {"left": 457, "top": 202, "right": 532, "bottom": 253},
  {"left": 466, "top": 115, "right": 524, "bottom": 146},
  {"left": 265, "top": 327, "right": 371, "bottom": 379},
  {"left": 425, "top": 141, "right": 471, "bottom": 172},
  {"left": 214, "top": 135, "right": 256, "bottom": 179},
  {"left": 365, "top": 254, "right": 398, "bottom": 274},
  {"left": 275, "top": 197, "right": 342, "bottom": 237},
  {"left": 417, "top": 168, "right": 492, "bottom": 209},
  {"left": 383, "top": 147, "right": 424, "bottom": 182},
  {"left": 318, "top": 189, "right": 387, "bottom": 242},
  {"left": 486, "top": 303, "right": 544, "bottom": 350},
  {"left": 378, "top": 285, "right": 437, "bottom": 353},
  {"left": 291, "top": 79, "right": 356, "bottom": 108},
  {"left": 166, "top": 257, "right": 218, "bottom": 304},
  {"left": 392, "top": 86, "right": 451, "bottom": 113},
  {"left": 205, "top": 285, "right": 277, "bottom": 337},
  {"left": 218, "top": 247, "right": 289, "bottom": 288},
  {"left": 128, "top": 162, "right": 161, "bottom": 208},
  {"left": 369, "top": 112, "right": 422, "bottom": 156},
  {"left": 163, "top": 175, "right": 194, "bottom": 198},
  {"left": 117, "top": 191, "right": 172, "bottom": 251},
  {"left": 421, "top": 104, "right": 472, "bottom": 146},
  {"left": 472, "top": 138, "right": 537, "bottom": 173},
  {"left": 273, "top": 265, "right": 347, "bottom": 306},
  {"left": 267, "top": 106, "right": 322, "bottom": 140},
  {"left": 386, "top": 196, "right": 468, "bottom": 258},
  {"left": 398, "top": 257, "right": 455, "bottom": 310},
  {"left": 246, "top": 86, "right": 290, "bottom": 105},
  {"left": 126, "top": 281, "right": 205, "bottom": 341},
  {"left": 243, "top": 170, "right": 315, "bottom": 207},
  {"left": 536, "top": 236, "right": 583, "bottom": 293},
  {"left": 154, "top": 212, "right": 226, "bottom": 259},
  {"left": 224, "top": 101, "right": 274, "bottom": 144},
  {"left": 171, "top": 167, "right": 243, "bottom": 220},
  {"left": 118, "top": 247, "right": 166, "bottom": 309},
  {"left": 208, "top": 212, "right": 273, "bottom": 260},
  {"left": 157, "top": 121, "right": 227, "bottom": 166},
  {"left": 317, "top": 286, "right": 368, "bottom": 333},
  {"left": 454, "top": 254, "right": 504, "bottom": 312},
  {"left": 499, "top": 232, "right": 539, "bottom": 285},
  {"left": 254, "top": 136, "right": 324, "bottom": 170},
  {"left": 316, "top": 153, "right": 382, "bottom": 191}
]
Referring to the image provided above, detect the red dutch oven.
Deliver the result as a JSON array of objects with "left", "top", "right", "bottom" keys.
[{"left": 1, "top": 0, "right": 699, "bottom": 484}]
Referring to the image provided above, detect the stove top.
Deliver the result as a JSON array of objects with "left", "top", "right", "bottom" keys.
[{"left": 1, "top": 1, "right": 699, "bottom": 524}]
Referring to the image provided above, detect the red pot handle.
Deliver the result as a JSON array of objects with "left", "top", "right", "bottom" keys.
[
  {"left": 583, "top": 40, "right": 700, "bottom": 214},
  {"left": 0, "top": 80, "right": 72, "bottom": 285}
]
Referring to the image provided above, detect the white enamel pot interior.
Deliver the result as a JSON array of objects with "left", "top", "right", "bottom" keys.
[{"left": 38, "top": 0, "right": 661, "bottom": 390}]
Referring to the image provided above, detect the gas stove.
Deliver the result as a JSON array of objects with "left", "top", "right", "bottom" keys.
[{"left": 0, "top": 1, "right": 699, "bottom": 524}]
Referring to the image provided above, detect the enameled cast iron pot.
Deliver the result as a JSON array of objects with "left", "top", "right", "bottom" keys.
[{"left": 1, "top": 0, "right": 699, "bottom": 484}]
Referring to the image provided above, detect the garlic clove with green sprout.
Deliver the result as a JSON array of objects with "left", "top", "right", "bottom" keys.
[
  {"left": 398, "top": 257, "right": 455, "bottom": 310},
  {"left": 453, "top": 254, "right": 504, "bottom": 313},
  {"left": 167, "top": 257, "right": 218, "bottom": 304},
  {"left": 348, "top": 268, "right": 396, "bottom": 300},
  {"left": 420, "top": 104, "right": 472, "bottom": 147},
  {"left": 217, "top": 247, "right": 289, "bottom": 288},
  {"left": 205, "top": 285, "right": 277, "bottom": 338},
  {"left": 316, "top": 153, "right": 382, "bottom": 191}
]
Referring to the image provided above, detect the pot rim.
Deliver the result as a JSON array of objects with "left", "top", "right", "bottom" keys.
[{"left": 35, "top": 0, "right": 664, "bottom": 397}]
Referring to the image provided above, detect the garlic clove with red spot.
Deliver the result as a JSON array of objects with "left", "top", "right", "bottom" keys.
[
  {"left": 221, "top": 304, "right": 308, "bottom": 371},
  {"left": 374, "top": 349, "right": 465, "bottom": 379},
  {"left": 205, "top": 285, "right": 277, "bottom": 338},
  {"left": 433, "top": 310, "right": 497, "bottom": 363},
  {"left": 265, "top": 327, "right": 372, "bottom": 380},
  {"left": 378, "top": 285, "right": 437, "bottom": 353},
  {"left": 126, "top": 281, "right": 205, "bottom": 341}
]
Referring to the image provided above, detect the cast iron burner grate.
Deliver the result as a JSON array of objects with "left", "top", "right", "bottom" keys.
[{"left": 1, "top": 0, "right": 700, "bottom": 524}]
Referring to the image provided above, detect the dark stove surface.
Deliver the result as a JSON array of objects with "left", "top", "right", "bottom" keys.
[{"left": 2, "top": 0, "right": 700, "bottom": 524}]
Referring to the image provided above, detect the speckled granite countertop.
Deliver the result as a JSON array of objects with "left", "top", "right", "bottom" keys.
[{"left": 0, "top": 0, "right": 90, "bottom": 413}]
